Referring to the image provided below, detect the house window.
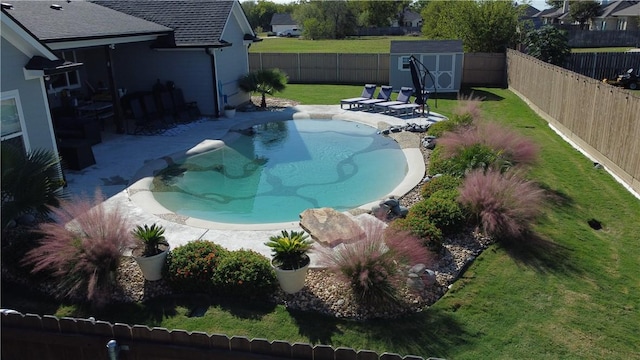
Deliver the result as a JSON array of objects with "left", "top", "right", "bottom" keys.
[
  {"left": 47, "top": 51, "right": 81, "bottom": 93},
  {"left": 1, "top": 90, "right": 27, "bottom": 152},
  {"left": 398, "top": 56, "right": 411, "bottom": 71}
]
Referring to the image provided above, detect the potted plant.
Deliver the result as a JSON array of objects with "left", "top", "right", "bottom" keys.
[
  {"left": 223, "top": 104, "right": 236, "bottom": 118},
  {"left": 265, "top": 230, "right": 313, "bottom": 294},
  {"left": 132, "top": 223, "right": 170, "bottom": 281}
]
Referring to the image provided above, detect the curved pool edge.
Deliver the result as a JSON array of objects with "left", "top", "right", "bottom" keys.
[{"left": 126, "top": 108, "right": 445, "bottom": 231}]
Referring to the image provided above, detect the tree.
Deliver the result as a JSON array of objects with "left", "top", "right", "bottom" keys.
[
  {"left": 421, "top": 0, "right": 523, "bottom": 53},
  {"left": 293, "top": 0, "right": 356, "bottom": 39},
  {"left": 546, "top": 0, "right": 564, "bottom": 9},
  {"left": 569, "top": 0, "right": 600, "bottom": 29},
  {"left": 238, "top": 68, "right": 288, "bottom": 108},
  {"left": 241, "top": 1, "right": 297, "bottom": 32},
  {"left": 524, "top": 25, "right": 570, "bottom": 65}
]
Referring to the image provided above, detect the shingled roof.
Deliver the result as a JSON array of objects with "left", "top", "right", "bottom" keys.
[
  {"left": 3, "top": 0, "right": 172, "bottom": 43},
  {"left": 93, "top": 0, "right": 234, "bottom": 47},
  {"left": 391, "top": 40, "right": 463, "bottom": 54}
]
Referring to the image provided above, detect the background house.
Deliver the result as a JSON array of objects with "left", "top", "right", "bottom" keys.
[
  {"left": 270, "top": 13, "right": 298, "bottom": 34},
  {"left": 391, "top": 10, "right": 422, "bottom": 28},
  {"left": 591, "top": 0, "right": 640, "bottom": 30},
  {"left": 389, "top": 40, "right": 463, "bottom": 94}
]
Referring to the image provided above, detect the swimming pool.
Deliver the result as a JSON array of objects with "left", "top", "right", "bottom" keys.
[{"left": 149, "top": 119, "right": 408, "bottom": 224}]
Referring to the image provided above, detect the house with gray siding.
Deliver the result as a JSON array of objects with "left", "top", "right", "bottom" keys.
[
  {"left": 1, "top": 5, "right": 70, "bottom": 155},
  {"left": 389, "top": 40, "right": 463, "bottom": 94},
  {"left": 1, "top": 0, "right": 258, "bottom": 145}
]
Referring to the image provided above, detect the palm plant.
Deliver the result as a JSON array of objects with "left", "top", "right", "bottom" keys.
[
  {"left": 132, "top": 223, "right": 168, "bottom": 257},
  {"left": 265, "top": 230, "right": 312, "bottom": 270},
  {"left": 1, "top": 143, "right": 65, "bottom": 229},
  {"left": 238, "top": 68, "right": 288, "bottom": 108}
]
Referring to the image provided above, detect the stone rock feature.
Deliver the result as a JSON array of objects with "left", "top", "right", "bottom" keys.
[
  {"left": 299, "top": 208, "right": 365, "bottom": 247},
  {"left": 406, "top": 263, "right": 437, "bottom": 291},
  {"left": 371, "top": 196, "right": 408, "bottom": 220}
]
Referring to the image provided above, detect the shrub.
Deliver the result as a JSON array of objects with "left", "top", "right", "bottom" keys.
[
  {"left": 408, "top": 194, "right": 466, "bottom": 236},
  {"left": 421, "top": 175, "right": 463, "bottom": 198},
  {"left": 1, "top": 143, "right": 65, "bottom": 229},
  {"left": 458, "top": 169, "right": 545, "bottom": 240},
  {"left": 390, "top": 216, "right": 443, "bottom": 251},
  {"left": 426, "top": 120, "right": 460, "bottom": 138},
  {"left": 165, "top": 240, "right": 229, "bottom": 294},
  {"left": 319, "top": 221, "right": 432, "bottom": 307},
  {"left": 212, "top": 249, "right": 277, "bottom": 299},
  {"left": 22, "top": 190, "right": 135, "bottom": 308}
]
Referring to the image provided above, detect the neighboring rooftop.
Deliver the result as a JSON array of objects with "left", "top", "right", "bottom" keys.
[
  {"left": 390, "top": 40, "right": 463, "bottom": 54},
  {"left": 270, "top": 13, "right": 296, "bottom": 26}
]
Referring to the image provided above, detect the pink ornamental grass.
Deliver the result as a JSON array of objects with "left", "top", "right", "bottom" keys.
[
  {"left": 23, "top": 190, "right": 135, "bottom": 307},
  {"left": 437, "top": 121, "right": 539, "bottom": 168},
  {"left": 319, "top": 220, "right": 434, "bottom": 306},
  {"left": 458, "top": 169, "right": 545, "bottom": 240}
]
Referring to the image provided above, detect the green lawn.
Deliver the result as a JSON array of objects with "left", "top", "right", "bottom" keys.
[
  {"left": 2, "top": 86, "right": 639, "bottom": 359},
  {"left": 251, "top": 36, "right": 428, "bottom": 53},
  {"left": 571, "top": 47, "right": 636, "bottom": 53}
]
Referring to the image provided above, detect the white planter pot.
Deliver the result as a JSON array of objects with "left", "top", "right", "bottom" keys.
[
  {"left": 273, "top": 260, "right": 310, "bottom": 294},
  {"left": 224, "top": 109, "right": 236, "bottom": 118},
  {"left": 134, "top": 248, "right": 169, "bottom": 281}
]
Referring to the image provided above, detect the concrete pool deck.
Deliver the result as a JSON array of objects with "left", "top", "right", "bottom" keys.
[{"left": 63, "top": 105, "right": 446, "bottom": 263}]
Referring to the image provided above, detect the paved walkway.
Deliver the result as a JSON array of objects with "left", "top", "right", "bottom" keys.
[{"left": 63, "top": 105, "right": 445, "bottom": 263}]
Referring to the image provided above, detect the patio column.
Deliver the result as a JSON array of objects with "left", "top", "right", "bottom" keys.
[{"left": 105, "top": 44, "right": 125, "bottom": 133}]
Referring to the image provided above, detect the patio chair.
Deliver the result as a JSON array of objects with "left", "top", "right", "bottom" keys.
[
  {"left": 158, "top": 90, "right": 188, "bottom": 123},
  {"left": 171, "top": 88, "right": 200, "bottom": 121},
  {"left": 340, "top": 84, "right": 377, "bottom": 109},
  {"left": 372, "top": 87, "right": 414, "bottom": 114},
  {"left": 388, "top": 90, "right": 430, "bottom": 118},
  {"left": 357, "top": 85, "right": 393, "bottom": 111},
  {"left": 127, "top": 94, "right": 163, "bottom": 135}
]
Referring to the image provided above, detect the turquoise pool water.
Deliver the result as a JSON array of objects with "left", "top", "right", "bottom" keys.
[{"left": 151, "top": 119, "right": 408, "bottom": 224}]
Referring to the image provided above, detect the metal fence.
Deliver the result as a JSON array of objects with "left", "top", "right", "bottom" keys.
[
  {"left": 565, "top": 52, "right": 640, "bottom": 80},
  {"left": 507, "top": 49, "right": 640, "bottom": 195},
  {"left": 249, "top": 52, "right": 506, "bottom": 87}
]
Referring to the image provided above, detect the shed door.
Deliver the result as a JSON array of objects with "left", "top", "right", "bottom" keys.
[{"left": 421, "top": 54, "right": 455, "bottom": 91}]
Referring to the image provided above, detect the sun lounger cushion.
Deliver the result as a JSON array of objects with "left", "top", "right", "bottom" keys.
[
  {"left": 340, "top": 84, "right": 377, "bottom": 109},
  {"left": 357, "top": 85, "right": 394, "bottom": 110},
  {"left": 373, "top": 87, "right": 414, "bottom": 113}
]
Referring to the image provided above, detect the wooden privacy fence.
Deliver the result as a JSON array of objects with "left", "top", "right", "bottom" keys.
[
  {"left": 565, "top": 52, "right": 640, "bottom": 81},
  {"left": 1, "top": 311, "right": 432, "bottom": 360},
  {"left": 249, "top": 53, "right": 505, "bottom": 87},
  {"left": 507, "top": 49, "right": 640, "bottom": 195}
]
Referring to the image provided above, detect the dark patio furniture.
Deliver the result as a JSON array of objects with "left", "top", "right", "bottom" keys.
[{"left": 58, "top": 138, "right": 96, "bottom": 170}]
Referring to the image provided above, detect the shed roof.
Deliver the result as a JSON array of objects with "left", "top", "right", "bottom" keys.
[
  {"left": 270, "top": 13, "right": 296, "bottom": 26},
  {"left": 93, "top": 0, "right": 234, "bottom": 47},
  {"left": 3, "top": 0, "right": 172, "bottom": 43},
  {"left": 390, "top": 40, "right": 463, "bottom": 54}
]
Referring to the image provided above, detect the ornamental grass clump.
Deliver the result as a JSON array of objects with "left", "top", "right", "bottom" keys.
[
  {"left": 22, "top": 190, "right": 135, "bottom": 308},
  {"left": 458, "top": 169, "right": 545, "bottom": 240},
  {"left": 433, "top": 121, "right": 538, "bottom": 176},
  {"left": 320, "top": 221, "right": 433, "bottom": 308}
]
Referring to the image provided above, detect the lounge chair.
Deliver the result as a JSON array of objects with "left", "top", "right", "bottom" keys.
[
  {"left": 340, "top": 84, "right": 377, "bottom": 109},
  {"left": 357, "top": 85, "right": 393, "bottom": 111},
  {"left": 171, "top": 88, "right": 200, "bottom": 120},
  {"left": 372, "top": 87, "right": 414, "bottom": 114},
  {"left": 388, "top": 90, "right": 429, "bottom": 118}
]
